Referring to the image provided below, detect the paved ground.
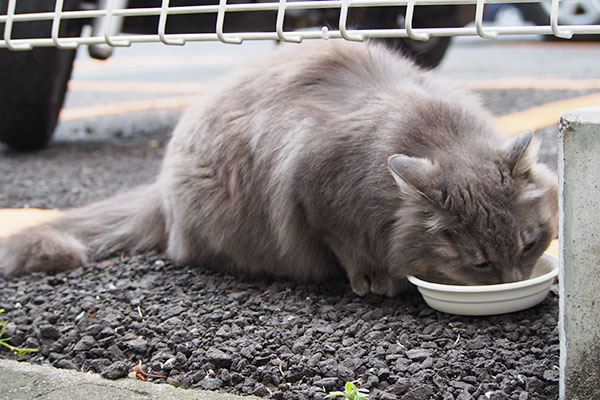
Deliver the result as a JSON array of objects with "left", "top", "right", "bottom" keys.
[
  {"left": 4, "top": 37, "right": 600, "bottom": 212},
  {"left": 0, "top": 359, "right": 260, "bottom": 400}
]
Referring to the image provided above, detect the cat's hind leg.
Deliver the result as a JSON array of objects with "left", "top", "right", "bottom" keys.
[
  {"left": 0, "top": 183, "right": 165, "bottom": 278},
  {"left": 0, "top": 225, "right": 87, "bottom": 277}
]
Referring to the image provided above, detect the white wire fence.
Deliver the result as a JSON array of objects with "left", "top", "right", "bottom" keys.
[{"left": 1, "top": 0, "right": 599, "bottom": 51}]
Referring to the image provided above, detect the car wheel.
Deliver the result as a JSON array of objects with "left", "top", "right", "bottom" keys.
[
  {"left": 357, "top": 7, "right": 452, "bottom": 69},
  {"left": 0, "top": 0, "right": 82, "bottom": 151},
  {"left": 520, "top": 2, "right": 600, "bottom": 41},
  {"left": 380, "top": 36, "right": 451, "bottom": 69}
]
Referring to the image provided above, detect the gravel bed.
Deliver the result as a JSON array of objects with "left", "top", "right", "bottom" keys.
[{"left": 0, "top": 251, "right": 559, "bottom": 400}]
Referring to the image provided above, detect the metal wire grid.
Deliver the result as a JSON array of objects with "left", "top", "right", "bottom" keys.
[{"left": 1, "top": 0, "right": 600, "bottom": 50}]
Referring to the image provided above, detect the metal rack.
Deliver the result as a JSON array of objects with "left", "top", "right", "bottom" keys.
[{"left": 1, "top": 0, "right": 600, "bottom": 51}]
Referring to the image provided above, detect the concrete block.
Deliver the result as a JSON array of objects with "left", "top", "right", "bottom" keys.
[
  {"left": 0, "top": 359, "right": 262, "bottom": 400},
  {"left": 558, "top": 106, "right": 600, "bottom": 399}
]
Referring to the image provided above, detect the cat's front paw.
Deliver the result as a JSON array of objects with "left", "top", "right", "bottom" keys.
[
  {"left": 349, "top": 272, "right": 371, "bottom": 297},
  {"left": 371, "top": 272, "right": 407, "bottom": 298},
  {"left": 348, "top": 270, "right": 406, "bottom": 297}
]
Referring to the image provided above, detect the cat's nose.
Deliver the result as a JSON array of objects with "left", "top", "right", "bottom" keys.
[
  {"left": 514, "top": 269, "right": 523, "bottom": 281},
  {"left": 502, "top": 268, "right": 523, "bottom": 283}
]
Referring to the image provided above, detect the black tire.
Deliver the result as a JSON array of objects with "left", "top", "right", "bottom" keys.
[
  {"left": 0, "top": 1, "right": 82, "bottom": 151},
  {"left": 357, "top": 7, "right": 454, "bottom": 69},
  {"left": 380, "top": 36, "right": 451, "bottom": 70},
  {"left": 519, "top": 3, "right": 600, "bottom": 42}
]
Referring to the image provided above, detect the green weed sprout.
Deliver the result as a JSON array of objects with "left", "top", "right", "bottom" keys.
[
  {"left": 325, "top": 381, "right": 370, "bottom": 400},
  {"left": 0, "top": 309, "right": 40, "bottom": 357}
]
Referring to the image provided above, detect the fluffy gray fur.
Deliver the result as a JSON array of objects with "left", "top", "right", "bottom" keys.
[{"left": 0, "top": 40, "right": 558, "bottom": 297}]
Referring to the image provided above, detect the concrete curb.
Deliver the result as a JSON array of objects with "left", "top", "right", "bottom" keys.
[
  {"left": 0, "top": 359, "right": 262, "bottom": 400},
  {"left": 558, "top": 105, "right": 600, "bottom": 399}
]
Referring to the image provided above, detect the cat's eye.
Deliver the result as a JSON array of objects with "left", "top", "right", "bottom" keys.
[
  {"left": 473, "top": 261, "right": 493, "bottom": 270},
  {"left": 522, "top": 241, "right": 537, "bottom": 255}
]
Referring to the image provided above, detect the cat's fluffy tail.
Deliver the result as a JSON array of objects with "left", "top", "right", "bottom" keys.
[{"left": 0, "top": 183, "right": 165, "bottom": 277}]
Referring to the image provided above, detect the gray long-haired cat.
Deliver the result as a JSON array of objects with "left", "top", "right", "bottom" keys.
[{"left": 0, "top": 40, "right": 557, "bottom": 297}]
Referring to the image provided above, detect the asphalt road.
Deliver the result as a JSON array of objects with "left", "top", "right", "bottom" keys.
[{"left": 2, "top": 36, "right": 600, "bottom": 209}]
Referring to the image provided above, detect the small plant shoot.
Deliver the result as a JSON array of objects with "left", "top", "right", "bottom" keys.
[
  {"left": 0, "top": 308, "right": 40, "bottom": 357},
  {"left": 325, "top": 381, "right": 370, "bottom": 400}
]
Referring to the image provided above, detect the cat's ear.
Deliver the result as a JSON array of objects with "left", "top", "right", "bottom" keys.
[
  {"left": 503, "top": 130, "right": 541, "bottom": 177},
  {"left": 388, "top": 154, "right": 438, "bottom": 198}
]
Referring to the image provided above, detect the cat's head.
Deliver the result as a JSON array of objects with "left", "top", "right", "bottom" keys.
[{"left": 387, "top": 130, "right": 558, "bottom": 285}]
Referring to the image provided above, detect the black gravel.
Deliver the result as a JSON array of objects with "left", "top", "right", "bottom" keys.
[
  {"left": 0, "top": 99, "right": 561, "bottom": 400},
  {"left": 0, "top": 250, "right": 559, "bottom": 399}
]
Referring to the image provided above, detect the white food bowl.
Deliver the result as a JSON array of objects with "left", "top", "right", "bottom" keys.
[{"left": 407, "top": 253, "right": 558, "bottom": 316}]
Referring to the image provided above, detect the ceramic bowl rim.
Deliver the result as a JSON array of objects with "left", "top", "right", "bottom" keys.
[{"left": 406, "top": 253, "right": 558, "bottom": 294}]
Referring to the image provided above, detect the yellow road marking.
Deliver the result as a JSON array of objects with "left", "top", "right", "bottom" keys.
[
  {"left": 70, "top": 40, "right": 589, "bottom": 72},
  {"left": 73, "top": 55, "right": 161, "bottom": 71},
  {"left": 494, "top": 92, "right": 600, "bottom": 136},
  {"left": 72, "top": 55, "right": 211, "bottom": 71},
  {"left": 73, "top": 53, "right": 235, "bottom": 71},
  {"left": 0, "top": 209, "right": 63, "bottom": 238},
  {"left": 68, "top": 80, "right": 207, "bottom": 93},
  {"left": 61, "top": 82, "right": 600, "bottom": 140},
  {"left": 67, "top": 77, "right": 600, "bottom": 94},
  {"left": 59, "top": 94, "right": 199, "bottom": 121},
  {"left": 462, "top": 77, "right": 600, "bottom": 91}
]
